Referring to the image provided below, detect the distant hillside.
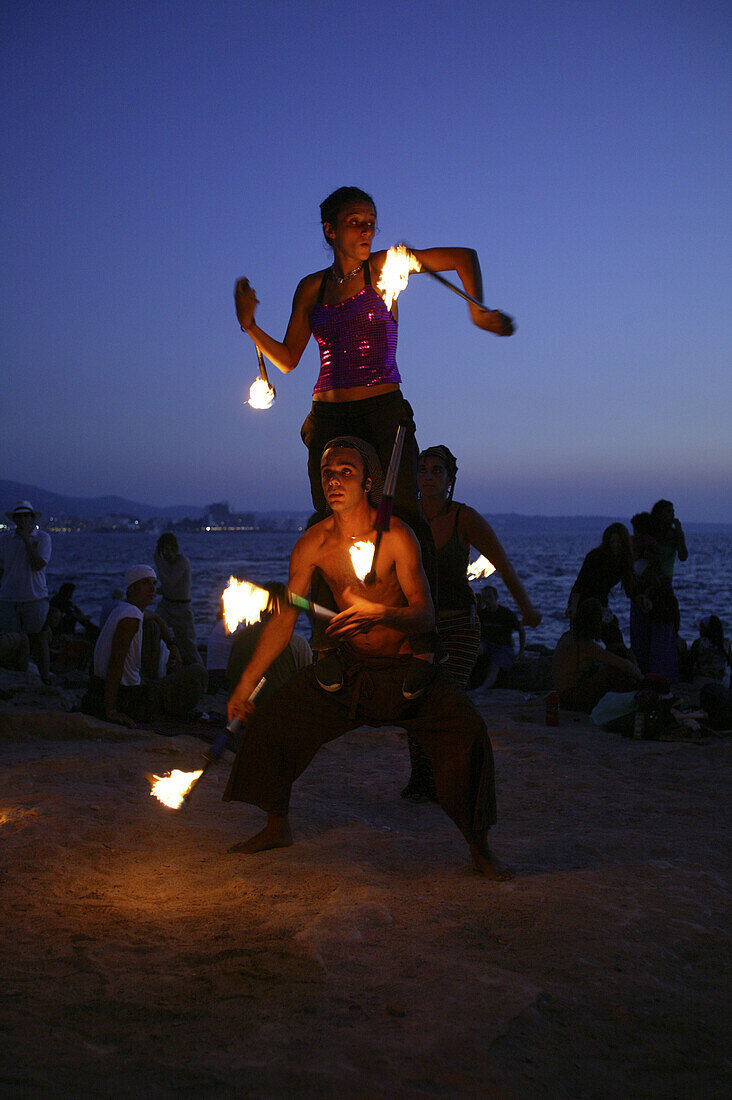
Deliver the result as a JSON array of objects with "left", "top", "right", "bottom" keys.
[{"left": 0, "top": 480, "right": 203, "bottom": 522}]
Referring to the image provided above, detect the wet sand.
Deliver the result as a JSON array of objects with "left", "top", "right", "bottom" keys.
[{"left": 0, "top": 684, "right": 729, "bottom": 1097}]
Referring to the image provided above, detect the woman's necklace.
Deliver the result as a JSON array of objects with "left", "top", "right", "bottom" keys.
[{"left": 330, "top": 261, "right": 364, "bottom": 286}]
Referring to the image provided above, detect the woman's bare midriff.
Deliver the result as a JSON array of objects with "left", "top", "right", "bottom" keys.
[{"left": 312, "top": 382, "right": 400, "bottom": 403}]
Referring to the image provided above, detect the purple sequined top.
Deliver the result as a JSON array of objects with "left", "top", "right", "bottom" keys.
[{"left": 310, "top": 286, "right": 401, "bottom": 395}]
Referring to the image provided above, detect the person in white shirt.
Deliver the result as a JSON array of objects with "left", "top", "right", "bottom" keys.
[
  {"left": 0, "top": 500, "right": 52, "bottom": 682},
  {"left": 83, "top": 564, "right": 206, "bottom": 727}
]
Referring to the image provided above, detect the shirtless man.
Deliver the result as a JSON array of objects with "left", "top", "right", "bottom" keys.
[{"left": 225, "top": 437, "right": 511, "bottom": 879}]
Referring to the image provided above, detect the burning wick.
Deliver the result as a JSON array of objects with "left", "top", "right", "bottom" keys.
[
  {"left": 376, "top": 244, "right": 421, "bottom": 311},
  {"left": 247, "top": 377, "right": 275, "bottom": 410},
  {"left": 222, "top": 576, "right": 270, "bottom": 632},
  {"left": 349, "top": 541, "right": 374, "bottom": 583},
  {"left": 149, "top": 769, "right": 204, "bottom": 810},
  {"left": 247, "top": 345, "right": 276, "bottom": 410},
  {"left": 467, "top": 555, "right": 496, "bottom": 581}
]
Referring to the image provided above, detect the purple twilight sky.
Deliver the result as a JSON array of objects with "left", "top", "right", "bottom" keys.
[{"left": 2, "top": 0, "right": 730, "bottom": 521}]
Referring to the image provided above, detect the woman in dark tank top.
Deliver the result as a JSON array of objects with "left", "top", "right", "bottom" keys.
[{"left": 400, "top": 445, "right": 542, "bottom": 802}]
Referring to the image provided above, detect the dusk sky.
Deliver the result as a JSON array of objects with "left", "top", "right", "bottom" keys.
[{"left": 2, "top": 1, "right": 730, "bottom": 521}]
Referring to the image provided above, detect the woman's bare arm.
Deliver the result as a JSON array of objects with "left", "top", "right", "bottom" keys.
[
  {"left": 234, "top": 273, "right": 320, "bottom": 374},
  {"left": 408, "top": 246, "right": 514, "bottom": 335}
]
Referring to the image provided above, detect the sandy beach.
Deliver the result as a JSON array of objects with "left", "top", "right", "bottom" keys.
[{"left": 0, "top": 677, "right": 729, "bottom": 1098}]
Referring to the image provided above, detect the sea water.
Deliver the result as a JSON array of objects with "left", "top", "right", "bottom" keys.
[{"left": 45, "top": 525, "right": 731, "bottom": 652}]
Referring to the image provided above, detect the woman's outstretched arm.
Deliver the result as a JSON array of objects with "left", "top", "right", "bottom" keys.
[{"left": 409, "top": 246, "right": 514, "bottom": 335}]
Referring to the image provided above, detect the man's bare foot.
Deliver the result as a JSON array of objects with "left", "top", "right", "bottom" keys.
[
  {"left": 227, "top": 816, "right": 293, "bottom": 854},
  {"left": 470, "top": 839, "right": 514, "bottom": 880}
]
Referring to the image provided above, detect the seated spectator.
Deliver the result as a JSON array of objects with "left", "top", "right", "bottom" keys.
[
  {"left": 468, "top": 585, "right": 524, "bottom": 689},
  {"left": 47, "top": 583, "right": 99, "bottom": 673},
  {"left": 154, "top": 533, "right": 203, "bottom": 667},
  {"left": 552, "top": 598, "right": 643, "bottom": 713},
  {"left": 0, "top": 630, "right": 30, "bottom": 673},
  {"left": 205, "top": 610, "right": 240, "bottom": 695},
  {"left": 689, "top": 616, "right": 731, "bottom": 687},
  {"left": 99, "top": 588, "right": 124, "bottom": 629},
  {"left": 227, "top": 584, "right": 312, "bottom": 709},
  {"left": 80, "top": 564, "right": 207, "bottom": 727},
  {"left": 49, "top": 582, "right": 99, "bottom": 639}
]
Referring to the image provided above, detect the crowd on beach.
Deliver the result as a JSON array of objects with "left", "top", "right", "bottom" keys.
[
  {"left": 0, "top": 499, "right": 726, "bottom": 730},
  {"left": 2, "top": 185, "right": 729, "bottom": 871}
]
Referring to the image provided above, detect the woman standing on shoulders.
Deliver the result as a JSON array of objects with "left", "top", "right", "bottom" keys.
[
  {"left": 234, "top": 186, "right": 514, "bottom": 532},
  {"left": 401, "top": 445, "right": 541, "bottom": 802}
]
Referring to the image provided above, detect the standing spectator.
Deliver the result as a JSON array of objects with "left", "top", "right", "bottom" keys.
[
  {"left": 0, "top": 500, "right": 52, "bottom": 683},
  {"left": 565, "top": 523, "right": 637, "bottom": 652},
  {"left": 154, "top": 532, "right": 203, "bottom": 667},
  {"left": 630, "top": 501, "right": 688, "bottom": 682}
]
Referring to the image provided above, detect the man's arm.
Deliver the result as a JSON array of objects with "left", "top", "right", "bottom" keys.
[
  {"left": 104, "top": 617, "right": 140, "bottom": 725},
  {"left": 592, "top": 642, "right": 643, "bottom": 681},
  {"left": 21, "top": 528, "right": 50, "bottom": 571},
  {"left": 326, "top": 525, "right": 434, "bottom": 639},
  {"left": 227, "top": 537, "right": 316, "bottom": 722}
]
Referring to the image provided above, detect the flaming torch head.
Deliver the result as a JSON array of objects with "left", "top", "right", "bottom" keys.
[
  {"left": 376, "top": 244, "right": 421, "bottom": 311},
  {"left": 467, "top": 554, "right": 496, "bottom": 581},
  {"left": 222, "top": 577, "right": 271, "bottom": 632},
  {"left": 247, "top": 377, "right": 276, "bottom": 410},
  {"left": 149, "top": 769, "right": 204, "bottom": 810},
  {"left": 349, "top": 540, "right": 375, "bottom": 583}
]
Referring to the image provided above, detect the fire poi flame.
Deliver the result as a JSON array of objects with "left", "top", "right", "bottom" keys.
[
  {"left": 222, "top": 576, "right": 270, "bottom": 633},
  {"left": 467, "top": 554, "right": 496, "bottom": 580},
  {"left": 247, "top": 377, "right": 275, "bottom": 410},
  {"left": 349, "top": 540, "right": 375, "bottom": 582},
  {"left": 376, "top": 244, "right": 421, "bottom": 310},
  {"left": 149, "top": 769, "right": 204, "bottom": 809}
]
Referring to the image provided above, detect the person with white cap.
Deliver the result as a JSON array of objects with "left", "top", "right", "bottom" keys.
[
  {"left": 0, "top": 500, "right": 52, "bottom": 682},
  {"left": 82, "top": 564, "right": 206, "bottom": 727}
]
